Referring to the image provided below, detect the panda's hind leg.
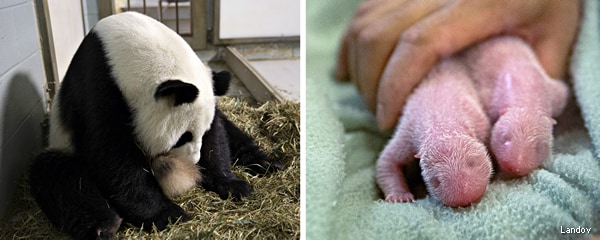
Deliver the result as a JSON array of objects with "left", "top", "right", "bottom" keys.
[
  {"left": 29, "top": 150, "right": 122, "bottom": 240},
  {"left": 219, "top": 109, "right": 284, "bottom": 175}
]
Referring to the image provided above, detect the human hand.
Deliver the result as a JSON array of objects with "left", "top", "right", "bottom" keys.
[{"left": 335, "top": 0, "right": 580, "bottom": 130}]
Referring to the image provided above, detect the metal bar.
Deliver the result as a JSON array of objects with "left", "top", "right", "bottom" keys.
[
  {"left": 158, "top": 0, "right": 163, "bottom": 21},
  {"left": 175, "top": 0, "right": 179, "bottom": 33},
  {"left": 97, "top": 0, "right": 114, "bottom": 19},
  {"left": 189, "top": 0, "right": 193, "bottom": 36},
  {"left": 143, "top": 0, "right": 147, "bottom": 14},
  {"left": 216, "top": 36, "right": 300, "bottom": 45},
  {"left": 183, "top": 0, "right": 205, "bottom": 49},
  {"left": 127, "top": 0, "right": 131, "bottom": 11},
  {"left": 212, "top": 0, "right": 220, "bottom": 44}
]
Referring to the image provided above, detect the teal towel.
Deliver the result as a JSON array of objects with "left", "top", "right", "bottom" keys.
[{"left": 306, "top": 0, "right": 600, "bottom": 239}]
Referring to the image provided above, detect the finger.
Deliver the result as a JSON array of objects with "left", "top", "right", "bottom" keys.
[
  {"left": 336, "top": 0, "right": 403, "bottom": 82},
  {"left": 533, "top": 36, "right": 572, "bottom": 80},
  {"left": 352, "top": 0, "right": 445, "bottom": 112},
  {"left": 345, "top": 0, "right": 409, "bottom": 86},
  {"left": 348, "top": 32, "right": 361, "bottom": 91},
  {"left": 351, "top": 23, "right": 396, "bottom": 112},
  {"left": 354, "top": 0, "right": 392, "bottom": 19},
  {"left": 335, "top": 34, "right": 351, "bottom": 81},
  {"left": 529, "top": 0, "right": 580, "bottom": 79},
  {"left": 376, "top": 41, "right": 437, "bottom": 130},
  {"left": 376, "top": 2, "right": 507, "bottom": 130},
  {"left": 352, "top": 0, "right": 408, "bottom": 32}
]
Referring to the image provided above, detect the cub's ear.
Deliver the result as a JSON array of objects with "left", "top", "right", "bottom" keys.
[
  {"left": 155, "top": 80, "right": 199, "bottom": 106},
  {"left": 212, "top": 71, "right": 231, "bottom": 96}
]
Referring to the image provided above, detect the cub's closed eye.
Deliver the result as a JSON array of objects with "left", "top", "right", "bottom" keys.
[{"left": 173, "top": 131, "right": 193, "bottom": 148}]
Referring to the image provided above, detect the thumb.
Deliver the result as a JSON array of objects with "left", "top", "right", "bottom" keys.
[
  {"left": 530, "top": 32, "right": 575, "bottom": 80},
  {"left": 525, "top": 0, "right": 580, "bottom": 79}
]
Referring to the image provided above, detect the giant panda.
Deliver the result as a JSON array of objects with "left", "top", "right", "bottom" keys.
[{"left": 29, "top": 12, "right": 282, "bottom": 239}]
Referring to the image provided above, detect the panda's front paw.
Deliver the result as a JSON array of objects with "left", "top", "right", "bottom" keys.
[
  {"left": 244, "top": 157, "right": 284, "bottom": 175},
  {"left": 145, "top": 203, "right": 189, "bottom": 231},
  {"left": 77, "top": 211, "right": 122, "bottom": 240},
  {"left": 85, "top": 214, "right": 122, "bottom": 240},
  {"left": 213, "top": 178, "right": 251, "bottom": 201}
]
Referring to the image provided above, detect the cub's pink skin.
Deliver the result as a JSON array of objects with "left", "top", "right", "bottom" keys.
[
  {"left": 463, "top": 36, "right": 569, "bottom": 176},
  {"left": 376, "top": 59, "right": 493, "bottom": 207}
]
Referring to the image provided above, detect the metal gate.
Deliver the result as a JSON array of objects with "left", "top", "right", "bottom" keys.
[{"left": 97, "top": 0, "right": 207, "bottom": 50}]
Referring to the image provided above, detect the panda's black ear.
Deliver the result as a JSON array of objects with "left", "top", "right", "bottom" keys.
[
  {"left": 212, "top": 71, "right": 231, "bottom": 96},
  {"left": 155, "top": 80, "right": 199, "bottom": 106}
]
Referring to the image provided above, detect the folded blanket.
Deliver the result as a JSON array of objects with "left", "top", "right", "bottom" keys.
[{"left": 306, "top": 0, "right": 600, "bottom": 239}]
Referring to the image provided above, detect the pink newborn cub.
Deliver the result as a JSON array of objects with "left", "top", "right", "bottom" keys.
[
  {"left": 376, "top": 59, "right": 492, "bottom": 207},
  {"left": 464, "top": 36, "right": 569, "bottom": 176}
]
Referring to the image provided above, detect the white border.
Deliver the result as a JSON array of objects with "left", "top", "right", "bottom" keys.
[{"left": 299, "top": 0, "right": 306, "bottom": 239}]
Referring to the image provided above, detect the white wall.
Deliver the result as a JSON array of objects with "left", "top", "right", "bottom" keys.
[
  {"left": 219, "top": 0, "right": 300, "bottom": 39},
  {"left": 46, "top": 0, "right": 85, "bottom": 82},
  {"left": 0, "top": 0, "right": 47, "bottom": 217}
]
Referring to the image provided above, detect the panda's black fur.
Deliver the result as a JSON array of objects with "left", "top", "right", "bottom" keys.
[
  {"left": 29, "top": 12, "right": 282, "bottom": 239},
  {"left": 199, "top": 70, "right": 283, "bottom": 199}
]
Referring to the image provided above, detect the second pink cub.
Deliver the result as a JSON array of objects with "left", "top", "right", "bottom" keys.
[{"left": 464, "top": 36, "right": 569, "bottom": 177}]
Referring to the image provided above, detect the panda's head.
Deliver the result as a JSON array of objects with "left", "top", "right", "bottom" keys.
[{"left": 93, "top": 12, "right": 215, "bottom": 164}]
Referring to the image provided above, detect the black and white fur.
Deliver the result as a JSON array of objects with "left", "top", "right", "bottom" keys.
[{"left": 29, "top": 12, "right": 281, "bottom": 240}]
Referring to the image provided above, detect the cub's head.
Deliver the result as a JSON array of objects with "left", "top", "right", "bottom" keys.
[
  {"left": 419, "top": 136, "right": 492, "bottom": 207},
  {"left": 94, "top": 12, "right": 216, "bottom": 163},
  {"left": 491, "top": 108, "right": 554, "bottom": 176}
]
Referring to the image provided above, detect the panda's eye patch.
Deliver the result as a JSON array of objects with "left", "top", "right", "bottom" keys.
[{"left": 173, "top": 131, "right": 193, "bottom": 148}]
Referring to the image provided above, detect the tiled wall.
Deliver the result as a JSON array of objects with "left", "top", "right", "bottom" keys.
[{"left": 0, "top": 0, "right": 46, "bottom": 217}]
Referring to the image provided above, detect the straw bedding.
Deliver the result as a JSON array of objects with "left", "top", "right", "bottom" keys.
[{"left": 0, "top": 97, "right": 300, "bottom": 240}]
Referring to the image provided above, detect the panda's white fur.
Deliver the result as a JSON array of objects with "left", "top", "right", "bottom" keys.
[{"left": 50, "top": 12, "right": 215, "bottom": 165}]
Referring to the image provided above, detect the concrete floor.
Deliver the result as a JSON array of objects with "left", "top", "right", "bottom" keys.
[
  {"left": 198, "top": 43, "right": 300, "bottom": 103},
  {"left": 248, "top": 59, "right": 300, "bottom": 102}
]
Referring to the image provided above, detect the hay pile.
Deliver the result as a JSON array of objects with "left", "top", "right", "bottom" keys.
[{"left": 0, "top": 97, "right": 300, "bottom": 239}]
